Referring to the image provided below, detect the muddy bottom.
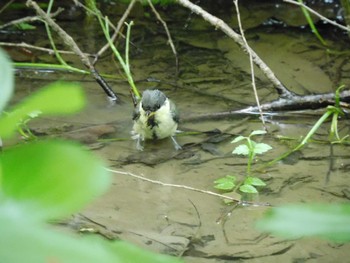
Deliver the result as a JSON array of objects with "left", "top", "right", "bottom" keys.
[{"left": 4, "top": 1, "right": 350, "bottom": 262}]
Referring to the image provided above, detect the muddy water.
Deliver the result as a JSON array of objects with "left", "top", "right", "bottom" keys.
[{"left": 5, "top": 2, "right": 350, "bottom": 262}]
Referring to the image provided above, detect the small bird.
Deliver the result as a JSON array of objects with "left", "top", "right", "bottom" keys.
[{"left": 131, "top": 89, "right": 181, "bottom": 151}]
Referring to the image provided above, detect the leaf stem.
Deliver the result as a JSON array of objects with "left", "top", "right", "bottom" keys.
[
  {"left": 98, "top": 16, "right": 140, "bottom": 100},
  {"left": 298, "top": 0, "right": 327, "bottom": 46}
]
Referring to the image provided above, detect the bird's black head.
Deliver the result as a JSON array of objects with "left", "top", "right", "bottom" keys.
[{"left": 141, "top": 89, "right": 167, "bottom": 112}]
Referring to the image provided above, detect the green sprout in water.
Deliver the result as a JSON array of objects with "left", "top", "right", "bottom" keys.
[
  {"left": 214, "top": 130, "right": 272, "bottom": 196},
  {"left": 232, "top": 130, "right": 272, "bottom": 175},
  {"left": 16, "top": 110, "right": 41, "bottom": 140},
  {"left": 214, "top": 175, "right": 236, "bottom": 191},
  {"left": 295, "top": 85, "right": 347, "bottom": 148},
  {"left": 267, "top": 85, "right": 348, "bottom": 167}
]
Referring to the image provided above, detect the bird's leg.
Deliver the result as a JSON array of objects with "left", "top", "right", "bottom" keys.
[
  {"left": 135, "top": 134, "right": 144, "bottom": 151},
  {"left": 171, "top": 136, "right": 182, "bottom": 150}
]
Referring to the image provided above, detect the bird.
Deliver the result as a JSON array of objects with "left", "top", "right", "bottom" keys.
[{"left": 131, "top": 89, "right": 181, "bottom": 151}]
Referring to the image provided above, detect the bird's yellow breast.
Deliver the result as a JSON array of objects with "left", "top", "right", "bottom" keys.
[{"left": 132, "top": 99, "right": 178, "bottom": 140}]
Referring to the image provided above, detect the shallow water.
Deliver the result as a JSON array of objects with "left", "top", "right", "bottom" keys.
[{"left": 3, "top": 1, "right": 350, "bottom": 262}]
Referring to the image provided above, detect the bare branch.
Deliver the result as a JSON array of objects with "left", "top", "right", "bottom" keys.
[
  {"left": 0, "top": 0, "right": 16, "bottom": 14},
  {"left": 0, "top": 41, "right": 94, "bottom": 57},
  {"left": 284, "top": 0, "right": 350, "bottom": 32},
  {"left": 26, "top": 0, "right": 118, "bottom": 101},
  {"left": 176, "top": 0, "right": 294, "bottom": 99},
  {"left": 0, "top": 7, "right": 63, "bottom": 30},
  {"left": 147, "top": 0, "right": 179, "bottom": 76},
  {"left": 181, "top": 89, "right": 350, "bottom": 122},
  {"left": 233, "top": 0, "right": 265, "bottom": 127},
  {"left": 94, "top": 0, "right": 137, "bottom": 64},
  {"left": 106, "top": 168, "right": 271, "bottom": 207},
  {"left": 237, "top": 89, "right": 350, "bottom": 113}
]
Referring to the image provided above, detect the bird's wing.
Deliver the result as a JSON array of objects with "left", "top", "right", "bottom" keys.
[
  {"left": 169, "top": 99, "right": 179, "bottom": 123},
  {"left": 132, "top": 103, "right": 141, "bottom": 121}
]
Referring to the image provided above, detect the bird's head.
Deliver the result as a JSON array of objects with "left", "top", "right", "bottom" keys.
[{"left": 141, "top": 89, "right": 167, "bottom": 116}]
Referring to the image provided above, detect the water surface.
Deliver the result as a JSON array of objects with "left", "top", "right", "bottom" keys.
[{"left": 4, "top": 1, "right": 350, "bottom": 262}]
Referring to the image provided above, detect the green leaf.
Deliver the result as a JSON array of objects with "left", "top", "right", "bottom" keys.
[
  {"left": 16, "top": 22, "right": 36, "bottom": 30},
  {"left": 232, "top": 144, "right": 249, "bottom": 155},
  {"left": 250, "top": 130, "right": 266, "bottom": 136},
  {"left": 0, "top": 204, "right": 180, "bottom": 263},
  {"left": 256, "top": 204, "right": 350, "bottom": 242},
  {"left": 231, "top": 135, "right": 246, "bottom": 144},
  {"left": 253, "top": 143, "right": 272, "bottom": 155},
  {"left": 239, "top": 184, "right": 258, "bottom": 194},
  {"left": 214, "top": 175, "right": 236, "bottom": 184},
  {"left": 0, "top": 140, "right": 111, "bottom": 220},
  {"left": 0, "top": 48, "right": 14, "bottom": 112},
  {"left": 245, "top": 176, "right": 266, "bottom": 186},
  {"left": 214, "top": 175, "right": 236, "bottom": 191},
  {"left": 0, "top": 82, "right": 85, "bottom": 138},
  {"left": 214, "top": 181, "right": 235, "bottom": 191}
]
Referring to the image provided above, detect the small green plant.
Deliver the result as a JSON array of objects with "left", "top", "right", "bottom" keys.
[
  {"left": 214, "top": 130, "right": 272, "bottom": 197},
  {"left": 97, "top": 15, "right": 141, "bottom": 100},
  {"left": 232, "top": 130, "right": 272, "bottom": 175},
  {"left": 15, "top": 110, "right": 41, "bottom": 140},
  {"left": 295, "top": 85, "right": 347, "bottom": 147},
  {"left": 267, "top": 85, "right": 348, "bottom": 167},
  {"left": 255, "top": 86, "right": 350, "bottom": 243}
]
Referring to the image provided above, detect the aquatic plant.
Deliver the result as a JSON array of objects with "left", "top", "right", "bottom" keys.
[
  {"left": 297, "top": 0, "right": 327, "bottom": 46},
  {"left": 15, "top": 110, "right": 40, "bottom": 140},
  {"left": 231, "top": 130, "right": 272, "bottom": 175},
  {"left": 98, "top": 17, "right": 141, "bottom": 100},
  {"left": 256, "top": 84, "right": 350, "bottom": 243},
  {"left": 267, "top": 84, "right": 348, "bottom": 167},
  {"left": 214, "top": 130, "right": 271, "bottom": 196}
]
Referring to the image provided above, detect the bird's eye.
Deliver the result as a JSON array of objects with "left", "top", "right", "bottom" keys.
[{"left": 156, "top": 104, "right": 160, "bottom": 109}]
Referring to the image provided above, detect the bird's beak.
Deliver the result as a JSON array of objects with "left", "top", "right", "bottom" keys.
[{"left": 146, "top": 111, "right": 155, "bottom": 117}]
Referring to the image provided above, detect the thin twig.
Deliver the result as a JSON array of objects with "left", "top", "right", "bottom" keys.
[
  {"left": 297, "top": 0, "right": 327, "bottom": 46},
  {"left": 72, "top": 0, "right": 117, "bottom": 32},
  {"left": 106, "top": 168, "right": 271, "bottom": 207},
  {"left": 176, "top": 0, "right": 294, "bottom": 99},
  {"left": 93, "top": 0, "right": 137, "bottom": 64},
  {"left": 284, "top": 0, "right": 350, "bottom": 32},
  {"left": 233, "top": 0, "right": 266, "bottom": 128},
  {"left": 0, "top": 16, "right": 41, "bottom": 30},
  {"left": 0, "top": 0, "right": 16, "bottom": 14},
  {"left": 147, "top": 0, "right": 179, "bottom": 76},
  {"left": 0, "top": 7, "right": 63, "bottom": 30},
  {"left": 26, "top": 0, "right": 118, "bottom": 101},
  {"left": 0, "top": 42, "right": 94, "bottom": 56},
  {"left": 99, "top": 17, "right": 141, "bottom": 100}
]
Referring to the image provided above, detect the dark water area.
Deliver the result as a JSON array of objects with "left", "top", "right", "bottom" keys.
[{"left": 1, "top": 1, "right": 350, "bottom": 262}]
